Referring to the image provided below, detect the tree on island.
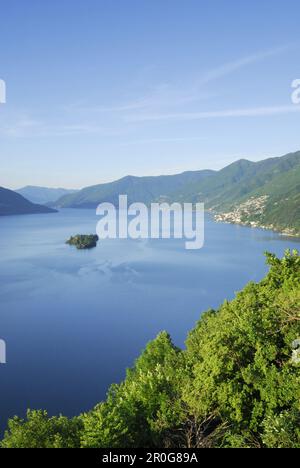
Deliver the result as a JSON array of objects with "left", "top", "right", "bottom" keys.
[{"left": 66, "top": 234, "right": 99, "bottom": 250}]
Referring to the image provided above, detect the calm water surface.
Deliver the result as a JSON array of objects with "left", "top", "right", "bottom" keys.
[{"left": 0, "top": 209, "right": 299, "bottom": 433}]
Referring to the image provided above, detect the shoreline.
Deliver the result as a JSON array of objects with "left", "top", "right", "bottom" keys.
[{"left": 212, "top": 210, "right": 300, "bottom": 239}]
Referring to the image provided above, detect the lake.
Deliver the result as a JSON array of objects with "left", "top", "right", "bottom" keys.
[{"left": 0, "top": 209, "right": 299, "bottom": 435}]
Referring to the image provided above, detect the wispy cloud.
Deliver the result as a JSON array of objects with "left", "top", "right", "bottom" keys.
[
  {"left": 119, "top": 136, "right": 206, "bottom": 146},
  {"left": 194, "top": 45, "right": 291, "bottom": 86},
  {"left": 0, "top": 117, "right": 43, "bottom": 138},
  {"left": 126, "top": 104, "right": 300, "bottom": 123},
  {"left": 64, "top": 85, "right": 213, "bottom": 116},
  {"left": 93, "top": 45, "right": 295, "bottom": 125},
  {"left": 80, "top": 45, "right": 292, "bottom": 117},
  {"left": 0, "top": 44, "right": 296, "bottom": 138},
  {"left": 0, "top": 117, "right": 121, "bottom": 138}
]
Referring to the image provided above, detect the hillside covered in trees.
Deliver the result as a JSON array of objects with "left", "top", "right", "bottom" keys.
[
  {"left": 53, "top": 151, "right": 300, "bottom": 236},
  {"left": 1, "top": 251, "right": 300, "bottom": 449}
]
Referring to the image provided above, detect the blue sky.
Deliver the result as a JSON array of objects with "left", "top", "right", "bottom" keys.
[{"left": 0, "top": 0, "right": 300, "bottom": 189}]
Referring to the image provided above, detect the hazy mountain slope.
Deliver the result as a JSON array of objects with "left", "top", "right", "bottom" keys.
[
  {"left": 212, "top": 151, "right": 300, "bottom": 210},
  {"left": 171, "top": 159, "right": 257, "bottom": 204},
  {"left": 250, "top": 160, "right": 300, "bottom": 199},
  {"left": 212, "top": 153, "right": 300, "bottom": 235},
  {"left": 55, "top": 152, "right": 300, "bottom": 210},
  {"left": 261, "top": 193, "right": 300, "bottom": 234},
  {"left": 53, "top": 150, "right": 300, "bottom": 235},
  {"left": 55, "top": 170, "right": 215, "bottom": 208},
  {"left": 238, "top": 164, "right": 300, "bottom": 233},
  {"left": 16, "top": 186, "right": 77, "bottom": 205},
  {"left": 172, "top": 151, "right": 300, "bottom": 210},
  {"left": 0, "top": 187, "right": 58, "bottom": 216}
]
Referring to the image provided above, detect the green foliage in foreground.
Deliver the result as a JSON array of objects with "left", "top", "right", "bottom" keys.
[
  {"left": 1, "top": 411, "right": 83, "bottom": 448},
  {"left": 1, "top": 250, "right": 300, "bottom": 449}
]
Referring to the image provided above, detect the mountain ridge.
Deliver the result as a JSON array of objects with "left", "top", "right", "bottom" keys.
[
  {"left": 0, "top": 187, "right": 58, "bottom": 216},
  {"left": 16, "top": 186, "right": 77, "bottom": 205},
  {"left": 48, "top": 150, "right": 300, "bottom": 236},
  {"left": 54, "top": 170, "right": 216, "bottom": 208}
]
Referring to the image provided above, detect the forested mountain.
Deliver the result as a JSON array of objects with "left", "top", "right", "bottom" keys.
[
  {"left": 0, "top": 187, "right": 57, "bottom": 216},
  {"left": 53, "top": 151, "right": 300, "bottom": 235},
  {"left": 2, "top": 251, "right": 299, "bottom": 448},
  {"left": 210, "top": 152, "right": 300, "bottom": 235},
  {"left": 171, "top": 151, "right": 299, "bottom": 208},
  {"left": 54, "top": 170, "right": 215, "bottom": 208}
]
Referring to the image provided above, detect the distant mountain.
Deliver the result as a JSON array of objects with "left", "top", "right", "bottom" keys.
[
  {"left": 0, "top": 187, "right": 58, "bottom": 216},
  {"left": 54, "top": 170, "right": 215, "bottom": 208},
  {"left": 248, "top": 164, "right": 300, "bottom": 234},
  {"left": 203, "top": 151, "right": 300, "bottom": 235},
  {"left": 16, "top": 186, "right": 77, "bottom": 205},
  {"left": 170, "top": 152, "right": 299, "bottom": 207},
  {"left": 53, "top": 150, "right": 300, "bottom": 235}
]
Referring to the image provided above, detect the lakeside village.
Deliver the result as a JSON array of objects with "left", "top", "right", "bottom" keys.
[
  {"left": 214, "top": 196, "right": 269, "bottom": 228},
  {"left": 213, "top": 195, "right": 297, "bottom": 237}
]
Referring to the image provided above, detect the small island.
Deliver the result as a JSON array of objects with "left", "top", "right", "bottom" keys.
[{"left": 66, "top": 234, "right": 99, "bottom": 250}]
